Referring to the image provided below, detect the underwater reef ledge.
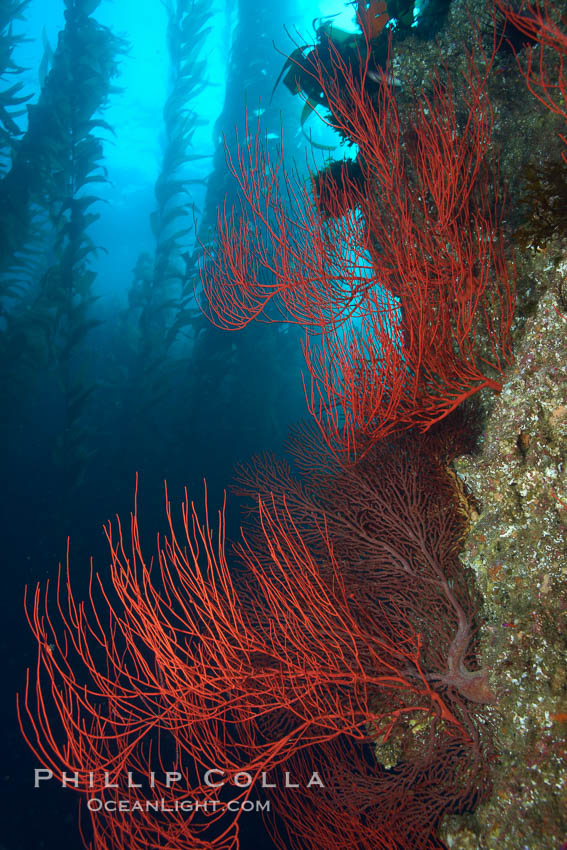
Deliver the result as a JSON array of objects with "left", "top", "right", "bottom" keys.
[{"left": 440, "top": 268, "right": 567, "bottom": 848}]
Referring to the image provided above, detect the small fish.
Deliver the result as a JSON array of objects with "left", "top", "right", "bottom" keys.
[{"left": 367, "top": 70, "right": 402, "bottom": 87}]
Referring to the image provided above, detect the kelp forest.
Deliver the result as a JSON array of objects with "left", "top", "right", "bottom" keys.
[{"left": 1, "top": 1, "right": 566, "bottom": 849}]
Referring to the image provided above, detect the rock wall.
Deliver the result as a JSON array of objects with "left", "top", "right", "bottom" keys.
[{"left": 441, "top": 274, "right": 567, "bottom": 848}]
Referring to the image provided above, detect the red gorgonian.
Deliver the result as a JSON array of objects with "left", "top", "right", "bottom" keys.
[
  {"left": 496, "top": 0, "right": 567, "bottom": 158},
  {"left": 18, "top": 429, "right": 493, "bottom": 849},
  {"left": 199, "top": 25, "right": 514, "bottom": 461}
]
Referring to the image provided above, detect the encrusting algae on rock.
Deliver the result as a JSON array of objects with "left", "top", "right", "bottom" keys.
[{"left": 441, "top": 270, "right": 567, "bottom": 849}]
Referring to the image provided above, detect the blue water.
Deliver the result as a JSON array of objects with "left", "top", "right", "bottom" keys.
[{"left": 0, "top": 1, "right": 433, "bottom": 848}]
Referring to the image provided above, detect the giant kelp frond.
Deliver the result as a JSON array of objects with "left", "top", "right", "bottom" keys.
[
  {"left": 0, "top": 0, "right": 124, "bottom": 270},
  {"left": 115, "top": 0, "right": 212, "bottom": 478},
  {"left": 0, "top": 0, "right": 31, "bottom": 164},
  {"left": 0, "top": 0, "right": 125, "bottom": 525},
  {"left": 127, "top": 0, "right": 211, "bottom": 371},
  {"left": 37, "top": 0, "right": 125, "bottom": 517}
]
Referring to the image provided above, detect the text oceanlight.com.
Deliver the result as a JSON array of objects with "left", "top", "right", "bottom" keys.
[
  {"left": 85, "top": 798, "right": 272, "bottom": 813},
  {"left": 33, "top": 768, "right": 325, "bottom": 814}
]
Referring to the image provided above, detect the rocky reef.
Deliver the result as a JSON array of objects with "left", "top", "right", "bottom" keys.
[{"left": 441, "top": 267, "right": 567, "bottom": 848}]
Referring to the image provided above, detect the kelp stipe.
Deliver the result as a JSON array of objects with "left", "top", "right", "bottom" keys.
[
  {"left": 114, "top": 0, "right": 212, "bottom": 478},
  {"left": 0, "top": 0, "right": 124, "bottom": 525},
  {"left": 35, "top": 0, "right": 124, "bottom": 523}
]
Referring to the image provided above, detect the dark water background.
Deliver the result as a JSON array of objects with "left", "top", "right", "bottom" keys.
[
  {"left": 0, "top": 0, "right": 318, "bottom": 846},
  {"left": 0, "top": 0, "right": 458, "bottom": 847}
]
